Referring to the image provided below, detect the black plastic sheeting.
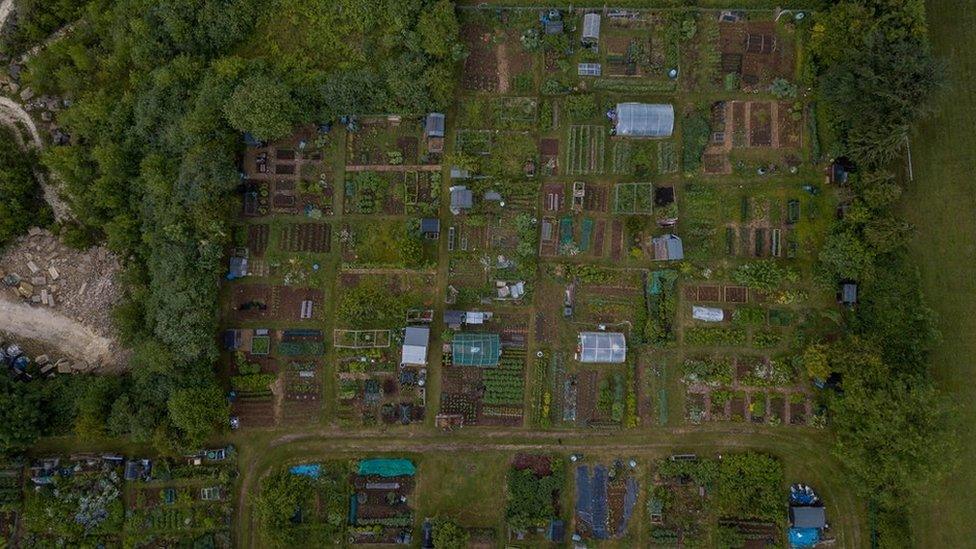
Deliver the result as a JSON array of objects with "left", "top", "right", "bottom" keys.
[
  {"left": 617, "top": 476, "right": 638, "bottom": 537},
  {"left": 575, "top": 465, "right": 610, "bottom": 539}
]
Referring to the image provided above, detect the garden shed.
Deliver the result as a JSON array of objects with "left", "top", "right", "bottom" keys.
[
  {"left": 613, "top": 103, "right": 675, "bottom": 138},
  {"left": 651, "top": 234, "right": 684, "bottom": 261},
  {"left": 227, "top": 256, "right": 248, "bottom": 280},
  {"left": 444, "top": 310, "right": 465, "bottom": 329},
  {"left": 449, "top": 186, "right": 473, "bottom": 214},
  {"left": 400, "top": 326, "right": 430, "bottom": 366},
  {"left": 582, "top": 13, "right": 601, "bottom": 44},
  {"left": 420, "top": 218, "right": 440, "bottom": 238},
  {"left": 789, "top": 506, "right": 826, "bottom": 529},
  {"left": 542, "top": 9, "right": 563, "bottom": 34},
  {"left": 424, "top": 113, "right": 445, "bottom": 138},
  {"left": 451, "top": 332, "right": 501, "bottom": 367},
  {"left": 840, "top": 282, "right": 858, "bottom": 306},
  {"left": 577, "top": 332, "right": 627, "bottom": 363}
]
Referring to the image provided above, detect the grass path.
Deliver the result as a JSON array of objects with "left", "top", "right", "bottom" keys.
[
  {"left": 212, "top": 425, "right": 866, "bottom": 548},
  {"left": 903, "top": 1, "right": 976, "bottom": 545}
]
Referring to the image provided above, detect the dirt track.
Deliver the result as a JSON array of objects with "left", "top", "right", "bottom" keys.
[{"left": 0, "top": 293, "right": 120, "bottom": 368}]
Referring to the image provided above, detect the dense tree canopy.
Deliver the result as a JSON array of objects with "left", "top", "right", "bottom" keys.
[
  {"left": 810, "top": 1, "right": 954, "bottom": 544},
  {"left": 0, "top": 128, "right": 50, "bottom": 246},
  {"left": 0, "top": 376, "right": 44, "bottom": 456}
]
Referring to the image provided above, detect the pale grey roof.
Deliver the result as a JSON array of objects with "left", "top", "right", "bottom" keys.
[
  {"left": 425, "top": 113, "right": 445, "bottom": 138},
  {"left": 401, "top": 326, "right": 430, "bottom": 365},
  {"left": 450, "top": 186, "right": 473, "bottom": 213},
  {"left": 578, "top": 332, "right": 626, "bottom": 363},
  {"left": 582, "top": 13, "right": 601, "bottom": 41},
  {"left": 652, "top": 234, "right": 684, "bottom": 261},
  {"left": 615, "top": 103, "right": 674, "bottom": 138},
  {"left": 790, "top": 506, "right": 826, "bottom": 529}
]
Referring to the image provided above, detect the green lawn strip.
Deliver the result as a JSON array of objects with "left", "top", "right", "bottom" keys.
[{"left": 902, "top": 1, "right": 976, "bottom": 543}]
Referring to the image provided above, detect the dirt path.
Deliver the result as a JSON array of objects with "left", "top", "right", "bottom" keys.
[
  {"left": 0, "top": 0, "right": 12, "bottom": 30},
  {"left": 345, "top": 164, "right": 441, "bottom": 172},
  {"left": 0, "top": 293, "right": 120, "bottom": 368},
  {"left": 231, "top": 426, "right": 864, "bottom": 549},
  {"left": 0, "top": 97, "right": 72, "bottom": 221},
  {"left": 15, "top": 22, "right": 77, "bottom": 65},
  {"left": 0, "top": 0, "right": 73, "bottom": 222},
  {"left": 496, "top": 34, "right": 510, "bottom": 93}
]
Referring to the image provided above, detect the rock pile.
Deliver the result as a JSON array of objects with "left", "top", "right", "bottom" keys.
[{"left": 0, "top": 228, "right": 122, "bottom": 338}]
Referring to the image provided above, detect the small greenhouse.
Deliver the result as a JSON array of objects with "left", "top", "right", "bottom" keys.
[
  {"left": 582, "top": 13, "right": 601, "bottom": 44},
  {"left": 451, "top": 332, "right": 501, "bottom": 367},
  {"left": 614, "top": 103, "right": 675, "bottom": 138},
  {"left": 577, "top": 332, "right": 627, "bottom": 363}
]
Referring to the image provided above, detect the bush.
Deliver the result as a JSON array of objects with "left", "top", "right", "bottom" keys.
[
  {"left": 562, "top": 94, "right": 597, "bottom": 122},
  {"left": 769, "top": 78, "right": 797, "bottom": 99},
  {"left": 681, "top": 111, "right": 710, "bottom": 172},
  {"left": 732, "top": 261, "right": 791, "bottom": 292}
]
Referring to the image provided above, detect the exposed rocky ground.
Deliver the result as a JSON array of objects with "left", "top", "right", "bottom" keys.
[
  {"left": 0, "top": 229, "right": 126, "bottom": 369},
  {"left": 1, "top": 228, "right": 121, "bottom": 337}
]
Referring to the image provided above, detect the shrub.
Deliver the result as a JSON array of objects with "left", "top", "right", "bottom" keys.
[
  {"left": 732, "top": 261, "right": 791, "bottom": 292},
  {"left": 769, "top": 78, "right": 797, "bottom": 99},
  {"left": 681, "top": 111, "right": 710, "bottom": 172}
]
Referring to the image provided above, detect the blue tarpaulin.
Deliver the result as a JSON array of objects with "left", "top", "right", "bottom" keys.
[
  {"left": 789, "top": 527, "right": 820, "bottom": 548},
  {"left": 289, "top": 464, "right": 321, "bottom": 478}
]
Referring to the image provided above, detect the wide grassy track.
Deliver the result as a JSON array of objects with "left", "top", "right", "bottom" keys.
[{"left": 904, "top": 1, "right": 976, "bottom": 545}]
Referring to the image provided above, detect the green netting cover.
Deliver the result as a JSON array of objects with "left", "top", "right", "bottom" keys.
[
  {"left": 560, "top": 216, "right": 574, "bottom": 246},
  {"left": 451, "top": 332, "right": 501, "bottom": 367},
  {"left": 580, "top": 218, "right": 594, "bottom": 251},
  {"left": 357, "top": 458, "right": 416, "bottom": 477},
  {"left": 648, "top": 270, "right": 678, "bottom": 295}
]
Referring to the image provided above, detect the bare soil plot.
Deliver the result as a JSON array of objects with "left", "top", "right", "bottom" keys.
[
  {"left": 230, "top": 285, "right": 276, "bottom": 321},
  {"left": 748, "top": 102, "right": 773, "bottom": 147},
  {"left": 247, "top": 225, "right": 269, "bottom": 257},
  {"left": 724, "top": 286, "right": 748, "bottom": 303},
  {"left": 591, "top": 220, "right": 606, "bottom": 258},
  {"left": 280, "top": 223, "right": 331, "bottom": 253},
  {"left": 697, "top": 286, "right": 721, "bottom": 302},
  {"left": 232, "top": 397, "right": 275, "bottom": 428},
  {"left": 540, "top": 138, "right": 560, "bottom": 175},
  {"left": 543, "top": 182, "right": 565, "bottom": 212},
  {"left": 704, "top": 153, "right": 731, "bottom": 174},
  {"left": 461, "top": 24, "right": 498, "bottom": 91},
  {"left": 610, "top": 220, "right": 623, "bottom": 260},
  {"left": 278, "top": 288, "right": 324, "bottom": 321},
  {"left": 397, "top": 136, "right": 419, "bottom": 164},
  {"left": 583, "top": 183, "right": 609, "bottom": 213}
]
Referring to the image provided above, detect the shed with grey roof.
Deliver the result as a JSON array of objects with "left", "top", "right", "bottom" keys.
[
  {"left": 424, "top": 113, "right": 445, "bottom": 138},
  {"left": 789, "top": 506, "right": 826, "bottom": 529},
  {"left": 652, "top": 234, "right": 684, "bottom": 261},
  {"left": 400, "top": 326, "right": 430, "bottom": 366},
  {"left": 450, "top": 186, "right": 474, "bottom": 214}
]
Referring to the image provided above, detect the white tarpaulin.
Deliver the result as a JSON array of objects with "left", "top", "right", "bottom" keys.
[{"left": 692, "top": 306, "right": 724, "bottom": 322}]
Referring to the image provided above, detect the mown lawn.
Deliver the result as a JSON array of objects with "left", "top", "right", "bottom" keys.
[
  {"left": 903, "top": 1, "right": 976, "bottom": 545},
  {"left": 413, "top": 450, "right": 509, "bottom": 527}
]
